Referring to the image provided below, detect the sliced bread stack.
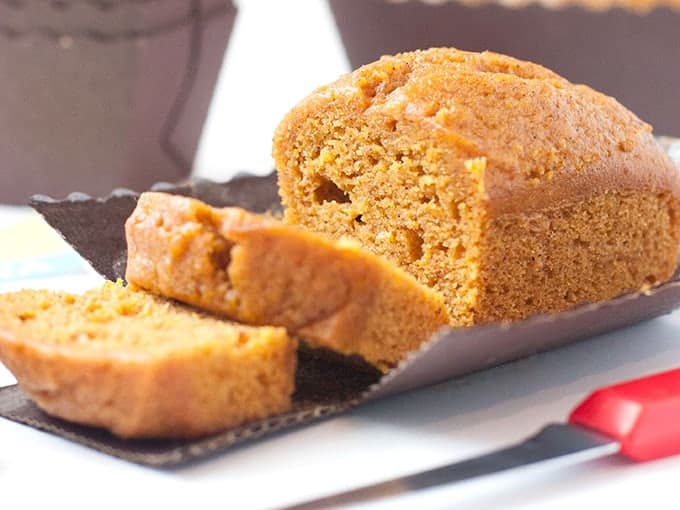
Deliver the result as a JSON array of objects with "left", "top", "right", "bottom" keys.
[{"left": 0, "top": 194, "right": 449, "bottom": 438}]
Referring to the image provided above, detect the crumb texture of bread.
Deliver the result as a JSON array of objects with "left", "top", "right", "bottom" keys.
[
  {"left": 273, "top": 47, "right": 680, "bottom": 325},
  {"left": 125, "top": 192, "right": 450, "bottom": 372},
  {"left": 0, "top": 281, "right": 296, "bottom": 438}
]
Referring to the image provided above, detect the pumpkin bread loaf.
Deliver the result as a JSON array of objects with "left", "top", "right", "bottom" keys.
[
  {"left": 0, "top": 281, "right": 296, "bottom": 439},
  {"left": 125, "top": 192, "right": 450, "bottom": 372},
  {"left": 273, "top": 47, "right": 680, "bottom": 325}
]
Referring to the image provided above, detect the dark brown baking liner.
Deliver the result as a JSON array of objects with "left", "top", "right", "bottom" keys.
[{"left": 1, "top": 138, "right": 679, "bottom": 466}]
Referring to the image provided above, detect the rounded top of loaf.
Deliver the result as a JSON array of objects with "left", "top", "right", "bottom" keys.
[{"left": 274, "top": 48, "right": 680, "bottom": 215}]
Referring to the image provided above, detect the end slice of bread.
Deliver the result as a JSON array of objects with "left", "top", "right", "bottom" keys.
[
  {"left": 125, "top": 192, "right": 450, "bottom": 372},
  {"left": 0, "top": 281, "right": 296, "bottom": 439}
]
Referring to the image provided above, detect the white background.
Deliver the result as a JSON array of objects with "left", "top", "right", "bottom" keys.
[
  {"left": 2, "top": 1, "right": 680, "bottom": 509},
  {"left": 193, "top": 0, "right": 349, "bottom": 180}
]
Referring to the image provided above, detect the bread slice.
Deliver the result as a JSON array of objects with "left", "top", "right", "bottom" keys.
[
  {"left": 125, "top": 192, "right": 450, "bottom": 372},
  {"left": 0, "top": 281, "right": 296, "bottom": 439},
  {"left": 273, "top": 47, "right": 680, "bottom": 324}
]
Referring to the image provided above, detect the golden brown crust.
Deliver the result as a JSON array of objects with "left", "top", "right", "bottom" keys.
[
  {"left": 125, "top": 192, "right": 450, "bottom": 371},
  {"left": 476, "top": 190, "right": 680, "bottom": 322},
  {"left": 0, "top": 284, "right": 296, "bottom": 439},
  {"left": 276, "top": 49, "right": 680, "bottom": 218}
]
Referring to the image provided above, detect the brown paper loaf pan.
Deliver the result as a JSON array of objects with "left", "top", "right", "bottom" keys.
[
  {"left": 0, "top": 0, "right": 236, "bottom": 205},
  {"left": 0, "top": 137, "right": 678, "bottom": 466},
  {"left": 328, "top": 0, "right": 680, "bottom": 136}
]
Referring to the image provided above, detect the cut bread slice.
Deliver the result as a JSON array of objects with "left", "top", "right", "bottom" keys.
[
  {"left": 0, "top": 281, "right": 296, "bottom": 439},
  {"left": 125, "top": 192, "right": 450, "bottom": 372}
]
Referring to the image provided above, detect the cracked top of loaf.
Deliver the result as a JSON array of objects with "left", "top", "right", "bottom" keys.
[{"left": 276, "top": 48, "right": 680, "bottom": 217}]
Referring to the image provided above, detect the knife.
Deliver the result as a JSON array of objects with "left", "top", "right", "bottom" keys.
[{"left": 283, "top": 367, "right": 680, "bottom": 509}]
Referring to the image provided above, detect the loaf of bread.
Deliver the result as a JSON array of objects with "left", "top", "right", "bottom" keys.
[
  {"left": 0, "top": 281, "right": 296, "bottom": 438},
  {"left": 273, "top": 47, "right": 680, "bottom": 325},
  {"left": 125, "top": 192, "right": 450, "bottom": 372}
]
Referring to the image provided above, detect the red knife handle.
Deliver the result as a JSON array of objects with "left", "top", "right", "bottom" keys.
[{"left": 569, "top": 367, "right": 680, "bottom": 461}]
